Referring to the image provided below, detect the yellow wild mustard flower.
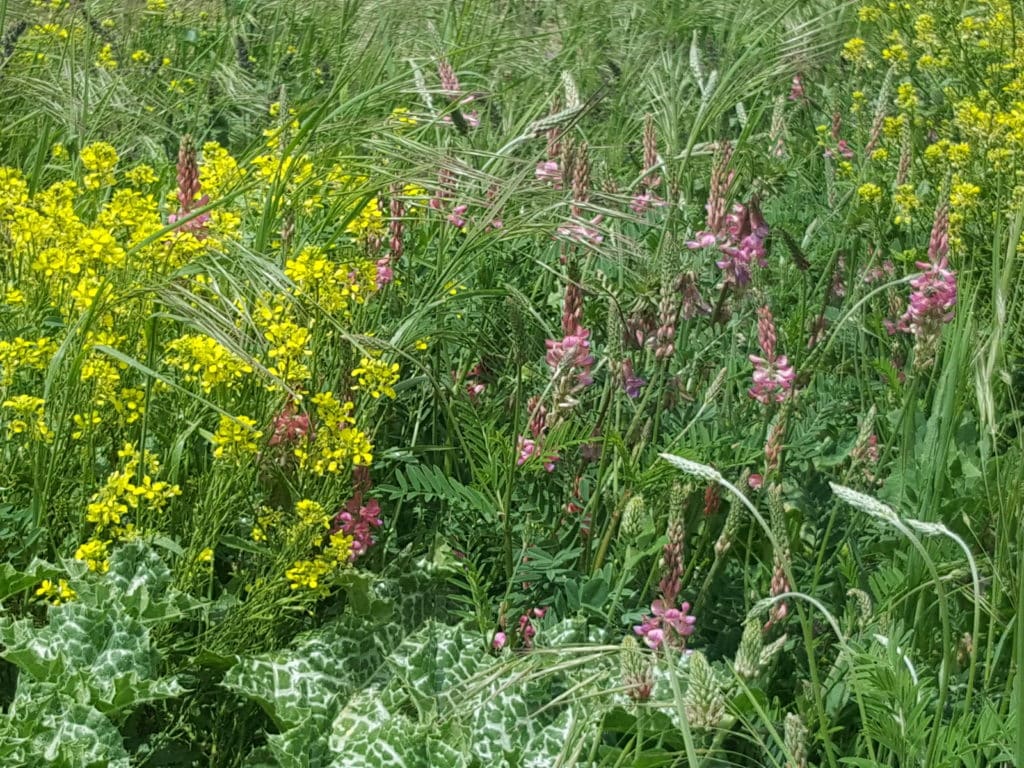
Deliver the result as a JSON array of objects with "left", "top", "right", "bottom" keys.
[
  {"left": 124, "top": 164, "right": 158, "bottom": 186},
  {"left": 842, "top": 38, "right": 867, "bottom": 64},
  {"left": 74, "top": 538, "right": 111, "bottom": 573},
  {"left": 35, "top": 578, "right": 76, "bottom": 605},
  {"left": 0, "top": 337, "right": 58, "bottom": 386},
  {"left": 95, "top": 43, "right": 118, "bottom": 70},
  {"left": 211, "top": 414, "right": 263, "bottom": 463},
  {"left": 2, "top": 395, "right": 54, "bottom": 442},
  {"left": 351, "top": 357, "right": 400, "bottom": 399},
  {"left": 165, "top": 334, "right": 254, "bottom": 393},
  {"left": 857, "top": 183, "right": 883, "bottom": 204},
  {"left": 80, "top": 142, "right": 119, "bottom": 189}
]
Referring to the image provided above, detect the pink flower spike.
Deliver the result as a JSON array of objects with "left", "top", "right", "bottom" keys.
[
  {"left": 447, "top": 204, "right": 468, "bottom": 228},
  {"left": 492, "top": 631, "right": 507, "bottom": 650}
]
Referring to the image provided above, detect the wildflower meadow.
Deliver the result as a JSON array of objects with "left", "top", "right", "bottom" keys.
[{"left": 0, "top": 0, "right": 1022, "bottom": 765}]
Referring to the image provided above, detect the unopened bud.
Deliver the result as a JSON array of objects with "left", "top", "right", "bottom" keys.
[
  {"left": 620, "top": 494, "right": 647, "bottom": 540},
  {"left": 620, "top": 635, "right": 654, "bottom": 702},
  {"left": 684, "top": 651, "right": 725, "bottom": 729}
]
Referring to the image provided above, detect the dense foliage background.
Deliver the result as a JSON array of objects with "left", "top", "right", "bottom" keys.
[{"left": 0, "top": 0, "right": 1022, "bottom": 765}]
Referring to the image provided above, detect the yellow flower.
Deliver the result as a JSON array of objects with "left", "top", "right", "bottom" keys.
[
  {"left": 2, "top": 395, "right": 54, "bottom": 442},
  {"left": 389, "top": 107, "right": 418, "bottom": 127},
  {"left": 211, "top": 414, "right": 263, "bottom": 463},
  {"left": 197, "top": 547, "right": 214, "bottom": 564},
  {"left": 950, "top": 179, "right": 981, "bottom": 209},
  {"left": 165, "top": 334, "right": 253, "bottom": 393},
  {"left": 842, "top": 38, "right": 867, "bottom": 64},
  {"left": 857, "top": 183, "right": 883, "bottom": 204},
  {"left": 857, "top": 6, "right": 881, "bottom": 22},
  {"left": 895, "top": 82, "right": 918, "bottom": 111},
  {"left": 124, "top": 164, "right": 158, "bottom": 186},
  {"left": 95, "top": 43, "right": 118, "bottom": 71},
  {"left": 351, "top": 357, "right": 400, "bottom": 399},
  {"left": 80, "top": 142, "right": 119, "bottom": 189},
  {"left": 35, "top": 578, "right": 76, "bottom": 605},
  {"left": 285, "top": 558, "right": 331, "bottom": 590},
  {"left": 295, "top": 499, "right": 329, "bottom": 528},
  {"left": 74, "top": 538, "right": 111, "bottom": 573}
]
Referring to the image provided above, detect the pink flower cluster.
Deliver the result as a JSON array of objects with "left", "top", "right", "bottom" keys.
[
  {"left": 516, "top": 435, "right": 558, "bottom": 472},
  {"left": 886, "top": 203, "right": 956, "bottom": 346},
  {"left": 634, "top": 598, "right": 697, "bottom": 651},
  {"left": 545, "top": 326, "right": 595, "bottom": 391},
  {"left": 268, "top": 406, "right": 313, "bottom": 447},
  {"left": 333, "top": 498, "right": 383, "bottom": 561},
  {"left": 555, "top": 215, "right": 604, "bottom": 246},
  {"left": 168, "top": 135, "right": 210, "bottom": 237},
  {"left": 535, "top": 160, "right": 561, "bottom": 186},
  {"left": 493, "top": 606, "right": 546, "bottom": 651},
  {"left": 437, "top": 59, "right": 480, "bottom": 129},
  {"left": 688, "top": 199, "right": 770, "bottom": 288},
  {"left": 631, "top": 114, "right": 668, "bottom": 214},
  {"left": 749, "top": 306, "right": 795, "bottom": 405}
]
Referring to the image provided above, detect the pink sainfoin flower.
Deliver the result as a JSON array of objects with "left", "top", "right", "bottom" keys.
[
  {"left": 631, "top": 114, "right": 668, "bottom": 214},
  {"left": 429, "top": 166, "right": 456, "bottom": 211},
  {"left": 167, "top": 135, "right": 210, "bottom": 237},
  {"left": 687, "top": 141, "right": 733, "bottom": 249},
  {"left": 863, "top": 259, "right": 896, "bottom": 285},
  {"left": 462, "top": 362, "right": 488, "bottom": 401},
  {"left": 536, "top": 160, "right": 561, "bottom": 185},
  {"left": 685, "top": 147, "right": 770, "bottom": 288},
  {"left": 621, "top": 359, "right": 645, "bottom": 398},
  {"left": 749, "top": 306, "right": 795, "bottom": 405},
  {"left": 888, "top": 203, "right": 955, "bottom": 344},
  {"left": 714, "top": 199, "right": 770, "bottom": 288},
  {"left": 634, "top": 599, "right": 697, "bottom": 651},
  {"left": 631, "top": 191, "right": 667, "bottom": 215},
  {"left": 492, "top": 631, "right": 507, "bottom": 651},
  {"left": 333, "top": 498, "right": 383, "bottom": 561},
  {"left": 447, "top": 203, "right": 468, "bottom": 228},
  {"left": 516, "top": 435, "right": 558, "bottom": 472},
  {"left": 375, "top": 257, "right": 394, "bottom": 288},
  {"left": 437, "top": 58, "right": 480, "bottom": 129},
  {"left": 556, "top": 215, "right": 603, "bottom": 246},
  {"left": 268, "top": 406, "right": 313, "bottom": 447},
  {"left": 546, "top": 326, "right": 595, "bottom": 390},
  {"left": 789, "top": 74, "right": 805, "bottom": 101}
]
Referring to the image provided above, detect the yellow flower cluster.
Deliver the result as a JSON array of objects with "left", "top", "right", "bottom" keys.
[
  {"left": 85, "top": 443, "right": 180, "bottom": 530},
  {"left": 284, "top": 245, "right": 378, "bottom": 316},
  {"left": 212, "top": 414, "right": 263, "bottom": 463},
  {"left": 0, "top": 337, "right": 57, "bottom": 387},
  {"left": 35, "top": 578, "right": 76, "bottom": 605},
  {"left": 2, "top": 395, "right": 54, "bottom": 442},
  {"left": 0, "top": 125, "right": 398, "bottom": 587},
  {"left": 351, "top": 357, "right": 400, "bottom": 399},
  {"left": 293, "top": 391, "right": 373, "bottom": 475},
  {"left": 75, "top": 444, "right": 180, "bottom": 573},
  {"left": 283, "top": 499, "right": 354, "bottom": 590},
  {"left": 165, "top": 335, "right": 254, "bottom": 393},
  {"left": 80, "top": 141, "right": 119, "bottom": 189},
  {"left": 849, "top": 0, "right": 1023, "bottom": 216}
]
